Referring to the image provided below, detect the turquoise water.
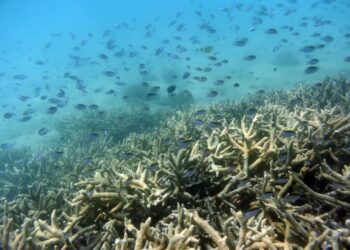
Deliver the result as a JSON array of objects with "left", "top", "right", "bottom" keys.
[{"left": 0, "top": 0, "right": 349, "bottom": 148}]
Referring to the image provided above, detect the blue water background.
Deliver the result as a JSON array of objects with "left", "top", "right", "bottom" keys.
[{"left": 0, "top": 0, "right": 349, "bottom": 148}]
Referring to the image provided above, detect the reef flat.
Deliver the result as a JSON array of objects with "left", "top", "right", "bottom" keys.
[{"left": 1, "top": 76, "right": 350, "bottom": 249}]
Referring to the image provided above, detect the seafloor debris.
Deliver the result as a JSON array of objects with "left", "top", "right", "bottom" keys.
[{"left": 1, "top": 76, "right": 350, "bottom": 249}]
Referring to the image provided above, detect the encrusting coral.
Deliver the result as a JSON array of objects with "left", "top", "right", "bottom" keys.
[{"left": 1, "top": 76, "right": 350, "bottom": 249}]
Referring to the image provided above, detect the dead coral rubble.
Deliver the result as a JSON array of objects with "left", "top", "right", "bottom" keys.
[{"left": 1, "top": 76, "right": 350, "bottom": 249}]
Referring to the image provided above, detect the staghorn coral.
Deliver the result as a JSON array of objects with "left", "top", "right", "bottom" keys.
[{"left": 1, "top": 77, "right": 350, "bottom": 249}]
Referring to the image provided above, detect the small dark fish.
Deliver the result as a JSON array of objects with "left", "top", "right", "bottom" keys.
[
  {"left": 148, "top": 163, "right": 159, "bottom": 173},
  {"left": 105, "top": 90, "right": 115, "bottom": 95},
  {"left": 215, "top": 80, "right": 224, "bottom": 85},
  {"left": 260, "top": 192, "right": 273, "bottom": 201},
  {"left": 274, "top": 178, "right": 289, "bottom": 185},
  {"left": 327, "top": 183, "right": 343, "bottom": 189},
  {"left": 23, "top": 108, "right": 37, "bottom": 116},
  {"left": 207, "top": 90, "right": 218, "bottom": 97},
  {"left": 244, "top": 55, "right": 256, "bottom": 61},
  {"left": 183, "top": 168, "right": 197, "bottom": 178},
  {"left": 233, "top": 83, "right": 240, "bottom": 88},
  {"left": 198, "top": 76, "right": 207, "bottom": 82},
  {"left": 141, "top": 82, "right": 149, "bottom": 87},
  {"left": 75, "top": 104, "right": 87, "bottom": 110},
  {"left": 49, "top": 97, "right": 61, "bottom": 104},
  {"left": 18, "top": 116, "right": 32, "bottom": 122},
  {"left": 139, "top": 63, "right": 146, "bottom": 70},
  {"left": 195, "top": 109, "right": 206, "bottom": 116},
  {"left": 208, "top": 121, "right": 221, "bottom": 129},
  {"left": 155, "top": 47, "right": 164, "bottom": 56},
  {"left": 167, "top": 85, "right": 176, "bottom": 93},
  {"left": 272, "top": 43, "right": 282, "bottom": 53},
  {"left": 121, "top": 152, "right": 134, "bottom": 160},
  {"left": 307, "top": 58, "right": 319, "bottom": 65},
  {"left": 57, "top": 89, "right": 65, "bottom": 98},
  {"left": 98, "top": 53, "right": 108, "bottom": 60},
  {"left": 193, "top": 118, "right": 204, "bottom": 126},
  {"left": 344, "top": 56, "right": 350, "bottom": 63},
  {"left": 284, "top": 195, "right": 301, "bottom": 203},
  {"left": 182, "top": 72, "right": 191, "bottom": 79},
  {"left": 176, "top": 138, "right": 192, "bottom": 148},
  {"left": 89, "top": 104, "right": 99, "bottom": 110},
  {"left": 151, "top": 86, "right": 160, "bottom": 92},
  {"left": 265, "top": 28, "right": 278, "bottom": 34},
  {"left": 3, "top": 113, "right": 14, "bottom": 119},
  {"left": 243, "top": 209, "right": 260, "bottom": 221},
  {"left": 139, "top": 70, "right": 148, "bottom": 75},
  {"left": 237, "top": 179, "right": 250, "bottom": 188},
  {"left": 321, "top": 35, "right": 333, "bottom": 43},
  {"left": 245, "top": 108, "right": 257, "bottom": 116},
  {"left": 103, "top": 29, "right": 111, "bottom": 37},
  {"left": 44, "top": 42, "right": 51, "bottom": 49},
  {"left": 87, "top": 133, "right": 99, "bottom": 141},
  {"left": 280, "top": 130, "right": 296, "bottom": 138},
  {"left": 146, "top": 93, "right": 157, "bottom": 99},
  {"left": 176, "top": 23, "right": 185, "bottom": 31},
  {"left": 81, "top": 39, "right": 87, "bottom": 46},
  {"left": 201, "top": 46, "right": 214, "bottom": 53},
  {"left": 207, "top": 56, "right": 217, "bottom": 61},
  {"left": 288, "top": 97, "right": 303, "bottom": 107},
  {"left": 304, "top": 66, "right": 319, "bottom": 74},
  {"left": 183, "top": 90, "right": 193, "bottom": 98},
  {"left": 69, "top": 75, "right": 78, "bottom": 81},
  {"left": 233, "top": 37, "right": 248, "bottom": 46},
  {"left": 113, "top": 47, "right": 125, "bottom": 56},
  {"left": 51, "top": 151, "right": 64, "bottom": 160},
  {"left": 125, "top": 176, "right": 133, "bottom": 186},
  {"left": 13, "top": 74, "right": 27, "bottom": 80},
  {"left": 168, "top": 20, "right": 176, "bottom": 27},
  {"left": 299, "top": 22, "right": 308, "bottom": 27},
  {"left": 56, "top": 97, "right": 68, "bottom": 108},
  {"left": 94, "top": 88, "right": 103, "bottom": 93},
  {"left": 300, "top": 45, "right": 316, "bottom": 53},
  {"left": 18, "top": 95, "right": 30, "bottom": 101},
  {"left": 106, "top": 38, "right": 116, "bottom": 50},
  {"left": 203, "top": 67, "right": 212, "bottom": 72},
  {"left": 35, "top": 60, "right": 45, "bottom": 65},
  {"left": 103, "top": 71, "right": 116, "bottom": 77},
  {"left": 38, "top": 127, "right": 49, "bottom": 136},
  {"left": 47, "top": 107, "right": 58, "bottom": 114},
  {"left": 81, "top": 157, "right": 93, "bottom": 164}
]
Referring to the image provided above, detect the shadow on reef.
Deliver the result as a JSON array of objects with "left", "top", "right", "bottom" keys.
[{"left": 1, "top": 76, "right": 350, "bottom": 249}]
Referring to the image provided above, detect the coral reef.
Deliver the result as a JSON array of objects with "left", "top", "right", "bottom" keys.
[{"left": 1, "top": 76, "right": 350, "bottom": 249}]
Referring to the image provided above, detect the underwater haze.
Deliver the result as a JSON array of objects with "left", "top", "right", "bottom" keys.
[{"left": 0, "top": 0, "right": 350, "bottom": 148}]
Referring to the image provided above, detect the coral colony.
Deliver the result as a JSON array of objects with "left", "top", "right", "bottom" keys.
[{"left": 1, "top": 76, "right": 350, "bottom": 249}]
